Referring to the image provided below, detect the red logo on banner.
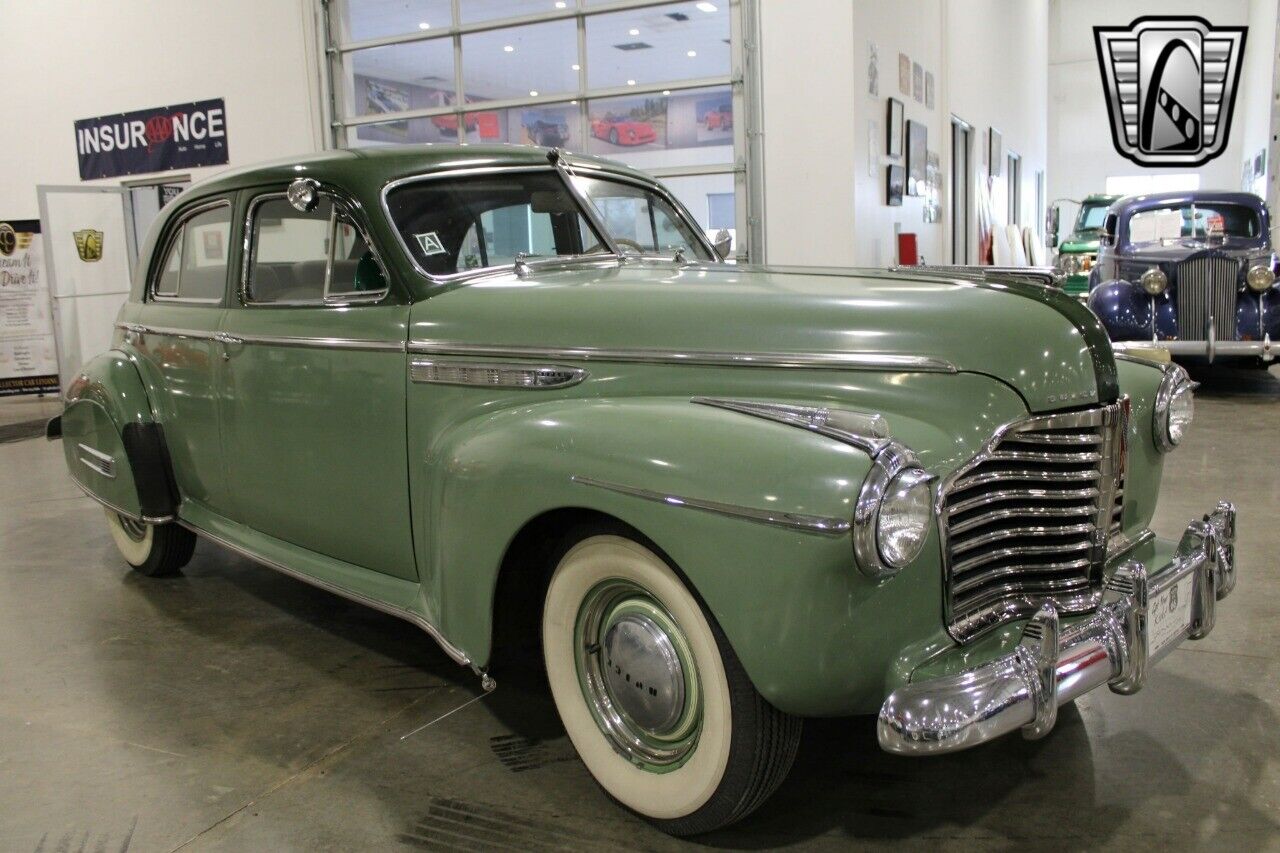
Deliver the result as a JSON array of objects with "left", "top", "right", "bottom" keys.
[{"left": 145, "top": 115, "right": 174, "bottom": 150}]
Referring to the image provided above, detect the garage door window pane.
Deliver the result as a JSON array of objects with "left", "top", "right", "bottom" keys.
[
  {"left": 348, "top": 41, "right": 455, "bottom": 119},
  {"left": 585, "top": 3, "right": 729, "bottom": 89},
  {"left": 462, "top": 20, "right": 578, "bottom": 101},
  {"left": 178, "top": 206, "right": 231, "bottom": 301},
  {"left": 337, "top": 0, "right": 453, "bottom": 41}
]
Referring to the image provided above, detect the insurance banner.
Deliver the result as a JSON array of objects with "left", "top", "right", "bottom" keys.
[
  {"left": 74, "top": 98, "right": 229, "bottom": 180},
  {"left": 0, "top": 220, "right": 58, "bottom": 396}
]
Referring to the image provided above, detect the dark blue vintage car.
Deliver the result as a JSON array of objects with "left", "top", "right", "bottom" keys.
[{"left": 1087, "top": 191, "right": 1279, "bottom": 364}]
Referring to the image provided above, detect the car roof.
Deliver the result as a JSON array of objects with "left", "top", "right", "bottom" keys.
[
  {"left": 1108, "top": 190, "right": 1266, "bottom": 217},
  {"left": 181, "top": 144, "right": 656, "bottom": 201}
]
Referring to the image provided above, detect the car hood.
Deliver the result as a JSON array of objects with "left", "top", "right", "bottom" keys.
[
  {"left": 1061, "top": 236, "right": 1100, "bottom": 253},
  {"left": 415, "top": 261, "right": 1117, "bottom": 413}
]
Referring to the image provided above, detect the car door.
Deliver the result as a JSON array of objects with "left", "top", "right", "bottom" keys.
[
  {"left": 217, "top": 184, "right": 416, "bottom": 581},
  {"left": 125, "top": 197, "right": 231, "bottom": 513}
]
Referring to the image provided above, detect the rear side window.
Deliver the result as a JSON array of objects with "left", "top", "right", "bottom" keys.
[
  {"left": 245, "top": 194, "right": 387, "bottom": 305},
  {"left": 151, "top": 202, "right": 231, "bottom": 302}
]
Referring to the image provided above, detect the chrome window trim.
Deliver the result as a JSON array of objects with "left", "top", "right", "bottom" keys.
[
  {"left": 410, "top": 358, "right": 587, "bottom": 389},
  {"left": 406, "top": 340, "right": 958, "bottom": 373},
  {"left": 690, "top": 397, "right": 891, "bottom": 455},
  {"left": 149, "top": 198, "right": 233, "bottom": 305},
  {"left": 115, "top": 322, "right": 405, "bottom": 352},
  {"left": 240, "top": 189, "right": 391, "bottom": 308},
  {"left": 571, "top": 475, "right": 851, "bottom": 535},
  {"left": 176, "top": 520, "right": 471, "bottom": 667}
]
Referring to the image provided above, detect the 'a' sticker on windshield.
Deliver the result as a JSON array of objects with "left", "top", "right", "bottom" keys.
[{"left": 414, "top": 232, "right": 446, "bottom": 256}]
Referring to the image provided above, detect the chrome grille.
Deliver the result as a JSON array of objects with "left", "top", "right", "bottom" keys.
[
  {"left": 1176, "top": 256, "right": 1239, "bottom": 340},
  {"left": 942, "top": 403, "right": 1127, "bottom": 642}
]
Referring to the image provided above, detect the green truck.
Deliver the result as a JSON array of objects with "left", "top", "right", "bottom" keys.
[{"left": 1049, "top": 194, "right": 1121, "bottom": 297}]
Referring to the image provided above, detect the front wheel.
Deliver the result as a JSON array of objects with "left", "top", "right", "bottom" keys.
[
  {"left": 104, "top": 509, "right": 196, "bottom": 577},
  {"left": 542, "top": 532, "right": 801, "bottom": 836}
]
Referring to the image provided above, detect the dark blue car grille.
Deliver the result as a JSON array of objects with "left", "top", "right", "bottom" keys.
[{"left": 1176, "top": 256, "right": 1238, "bottom": 340}]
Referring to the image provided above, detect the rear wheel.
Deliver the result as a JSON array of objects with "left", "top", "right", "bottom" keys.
[
  {"left": 542, "top": 532, "right": 801, "bottom": 836},
  {"left": 104, "top": 509, "right": 196, "bottom": 577}
]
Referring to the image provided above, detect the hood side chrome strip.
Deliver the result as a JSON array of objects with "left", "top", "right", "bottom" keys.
[
  {"left": 571, "top": 475, "right": 851, "bottom": 535},
  {"left": 691, "top": 397, "right": 891, "bottom": 455}
]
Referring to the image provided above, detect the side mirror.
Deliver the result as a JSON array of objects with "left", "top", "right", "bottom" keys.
[
  {"left": 1046, "top": 207, "right": 1060, "bottom": 247},
  {"left": 713, "top": 229, "right": 732, "bottom": 260}
]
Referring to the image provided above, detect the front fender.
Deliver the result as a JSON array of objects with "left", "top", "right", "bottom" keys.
[
  {"left": 61, "top": 350, "right": 174, "bottom": 522},
  {"left": 1088, "top": 279, "right": 1152, "bottom": 341}
]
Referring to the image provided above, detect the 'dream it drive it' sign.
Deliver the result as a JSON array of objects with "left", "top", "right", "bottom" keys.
[{"left": 74, "top": 98, "right": 229, "bottom": 180}]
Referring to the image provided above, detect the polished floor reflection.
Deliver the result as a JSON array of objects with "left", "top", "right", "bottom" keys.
[{"left": 1, "top": 366, "right": 1277, "bottom": 851}]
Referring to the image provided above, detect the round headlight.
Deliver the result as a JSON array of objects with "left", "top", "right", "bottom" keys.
[
  {"left": 1154, "top": 365, "right": 1197, "bottom": 452},
  {"left": 877, "top": 468, "right": 933, "bottom": 569},
  {"left": 1140, "top": 267, "right": 1168, "bottom": 295},
  {"left": 1059, "top": 254, "right": 1081, "bottom": 275},
  {"left": 1246, "top": 262, "right": 1274, "bottom": 292}
]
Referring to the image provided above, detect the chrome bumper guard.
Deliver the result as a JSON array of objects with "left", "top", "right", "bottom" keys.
[
  {"left": 1114, "top": 333, "right": 1275, "bottom": 363},
  {"left": 878, "top": 501, "right": 1237, "bottom": 755}
]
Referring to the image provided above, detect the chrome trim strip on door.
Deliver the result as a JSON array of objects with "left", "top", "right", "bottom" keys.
[
  {"left": 175, "top": 520, "right": 472, "bottom": 667},
  {"left": 407, "top": 341, "right": 958, "bottom": 373},
  {"left": 115, "top": 323, "right": 406, "bottom": 352},
  {"left": 571, "top": 475, "right": 852, "bottom": 535},
  {"left": 77, "top": 443, "right": 116, "bottom": 478},
  {"left": 410, "top": 358, "right": 587, "bottom": 389}
]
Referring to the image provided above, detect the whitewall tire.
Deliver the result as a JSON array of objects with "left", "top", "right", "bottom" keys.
[
  {"left": 542, "top": 531, "right": 801, "bottom": 835},
  {"left": 103, "top": 509, "right": 196, "bottom": 577}
]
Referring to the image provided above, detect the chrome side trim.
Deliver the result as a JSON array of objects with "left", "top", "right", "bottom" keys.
[
  {"left": 115, "top": 323, "right": 406, "bottom": 352},
  {"left": 691, "top": 398, "right": 891, "bottom": 455},
  {"left": 410, "top": 358, "right": 587, "bottom": 389},
  {"left": 77, "top": 443, "right": 115, "bottom": 479},
  {"left": 69, "top": 475, "right": 173, "bottom": 525},
  {"left": 570, "top": 475, "right": 851, "bottom": 535},
  {"left": 176, "top": 520, "right": 471, "bottom": 666},
  {"left": 407, "top": 341, "right": 958, "bottom": 373}
]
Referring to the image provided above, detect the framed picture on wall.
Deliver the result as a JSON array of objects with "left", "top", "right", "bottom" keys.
[
  {"left": 887, "top": 164, "right": 905, "bottom": 206},
  {"left": 989, "top": 127, "right": 1003, "bottom": 176},
  {"left": 898, "top": 54, "right": 911, "bottom": 95},
  {"left": 925, "top": 72, "right": 935, "bottom": 109},
  {"left": 886, "top": 98, "right": 904, "bottom": 158},
  {"left": 906, "top": 119, "right": 927, "bottom": 195},
  {"left": 912, "top": 62, "right": 924, "bottom": 102}
]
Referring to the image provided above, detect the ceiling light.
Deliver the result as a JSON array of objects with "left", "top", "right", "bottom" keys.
[
  {"left": 627, "top": 79, "right": 636, "bottom": 85},
  {"left": 696, "top": 2, "right": 718, "bottom": 11},
  {"left": 571, "top": 100, "right": 578, "bottom": 104},
  {"left": 418, "top": 21, "right": 430, "bottom": 30},
  {"left": 555, "top": 1, "right": 567, "bottom": 7},
  {"left": 686, "top": 49, "right": 697, "bottom": 57},
  {"left": 629, "top": 28, "right": 640, "bottom": 35},
  {"left": 529, "top": 90, "right": 539, "bottom": 96},
  {"left": 503, "top": 45, "right": 515, "bottom": 52},
  {"left": 572, "top": 63, "right": 580, "bottom": 70},
  {"left": 662, "top": 89, "right": 671, "bottom": 95}
]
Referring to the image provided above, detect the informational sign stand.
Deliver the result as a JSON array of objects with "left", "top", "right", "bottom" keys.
[
  {"left": 37, "top": 186, "right": 137, "bottom": 393},
  {"left": 0, "top": 219, "right": 59, "bottom": 396}
]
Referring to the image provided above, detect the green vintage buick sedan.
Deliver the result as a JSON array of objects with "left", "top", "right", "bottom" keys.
[{"left": 51, "top": 146, "right": 1236, "bottom": 835}]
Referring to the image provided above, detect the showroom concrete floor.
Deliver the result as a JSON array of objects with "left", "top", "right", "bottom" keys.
[{"left": 1, "top": 367, "right": 1278, "bottom": 853}]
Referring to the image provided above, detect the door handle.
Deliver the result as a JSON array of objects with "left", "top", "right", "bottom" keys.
[{"left": 214, "top": 332, "right": 243, "bottom": 360}]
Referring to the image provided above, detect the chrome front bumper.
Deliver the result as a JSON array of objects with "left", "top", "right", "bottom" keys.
[
  {"left": 1114, "top": 333, "right": 1275, "bottom": 362},
  {"left": 878, "top": 502, "right": 1237, "bottom": 755}
]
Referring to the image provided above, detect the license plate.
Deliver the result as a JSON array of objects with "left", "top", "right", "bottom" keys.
[{"left": 1148, "top": 574, "right": 1194, "bottom": 658}]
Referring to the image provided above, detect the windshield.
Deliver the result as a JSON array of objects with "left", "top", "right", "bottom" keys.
[
  {"left": 572, "top": 176, "right": 714, "bottom": 261},
  {"left": 385, "top": 169, "right": 712, "bottom": 277},
  {"left": 1074, "top": 202, "right": 1110, "bottom": 233},
  {"left": 1127, "top": 202, "right": 1261, "bottom": 244}
]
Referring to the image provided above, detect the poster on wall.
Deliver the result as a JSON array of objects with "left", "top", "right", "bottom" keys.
[
  {"left": 74, "top": 99, "right": 229, "bottom": 180},
  {"left": 366, "top": 80, "right": 410, "bottom": 137},
  {"left": 0, "top": 220, "right": 58, "bottom": 396}
]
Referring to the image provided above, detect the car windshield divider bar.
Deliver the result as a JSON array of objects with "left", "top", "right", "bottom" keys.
[
  {"left": 334, "top": 0, "right": 711, "bottom": 54},
  {"left": 334, "top": 76, "right": 735, "bottom": 128},
  {"left": 550, "top": 150, "right": 622, "bottom": 258}
]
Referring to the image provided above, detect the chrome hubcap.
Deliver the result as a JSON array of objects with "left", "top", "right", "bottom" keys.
[
  {"left": 118, "top": 515, "right": 148, "bottom": 542},
  {"left": 575, "top": 580, "right": 701, "bottom": 770}
]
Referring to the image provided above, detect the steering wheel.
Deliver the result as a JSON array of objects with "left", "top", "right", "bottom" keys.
[{"left": 584, "top": 237, "right": 646, "bottom": 255}]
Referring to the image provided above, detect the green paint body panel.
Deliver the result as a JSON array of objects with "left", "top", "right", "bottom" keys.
[{"left": 63, "top": 148, "right": 1183, "bottom": 718}]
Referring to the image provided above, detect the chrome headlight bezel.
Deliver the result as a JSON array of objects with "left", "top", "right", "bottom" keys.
[
  {"left": 1058, "top": 253, "right": 1082, "bottom": 275},
  {"left": 1153, "top": 364, "right": 1197, "bottom": 452},
  {"left": 1246, "top": 262, "right": 1274, "bottom": 292},
  {"left": 853, "top": 443, "right": 934, "bottom": 580},
  {"left": 1140, "top": 267, "right": 1168, "bottom": 295}
]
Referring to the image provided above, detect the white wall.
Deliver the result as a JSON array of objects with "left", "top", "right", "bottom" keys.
[
  {"left": 1237, "top": 0, "right": 1278, "bottom": 197},
  {"left": 0, "top": 0, "right": 325, "bottom": 221},
  {"left": 1047, "top": 0, "right": 1260, "bottom": 205},
  {"left": 759, "top": 0, "right": 1049, "bottom": 267}
]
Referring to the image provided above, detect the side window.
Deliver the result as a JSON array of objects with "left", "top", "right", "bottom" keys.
[
  {"left": 246, "top": 195, "right": 386, "bottom": 304},
  {"left": 150, "top": 202, "right": 230, "bottom": 302}
]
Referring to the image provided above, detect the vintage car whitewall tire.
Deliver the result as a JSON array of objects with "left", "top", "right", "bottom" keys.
[
  {"left": 542, "top": 532, "right": 801, "bottom": 835},
  {"left": 104, "top": 509, "right": 196, "bottom": 577}
]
